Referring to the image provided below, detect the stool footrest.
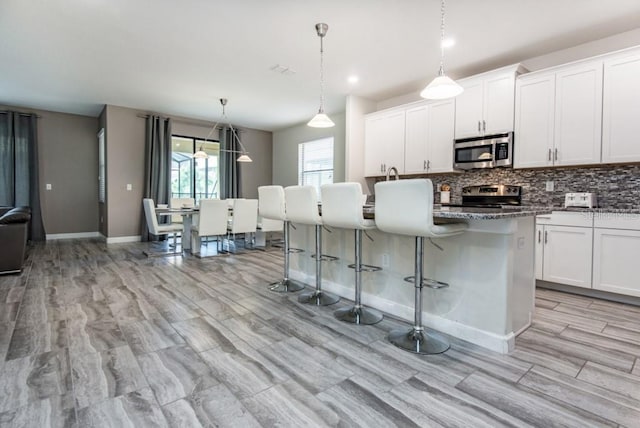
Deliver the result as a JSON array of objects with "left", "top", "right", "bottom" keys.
[
  {"left": 287, "top": 248, "right": 304, "bottom": 254},
  {"left": 347, "top": 263, "right": 382, "bottom": 272},
  {"left": 311, "top": 254, "right": 339, "bottom": 262},
  {"left": 268, "top": 279, "right": 306, "bottom": 293},
  {"left": 403, "top": 276, "right": 450, "bottom": 289}
]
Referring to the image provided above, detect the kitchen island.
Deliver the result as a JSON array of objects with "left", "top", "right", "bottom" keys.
[{"left": 288, "top": 206, "right": 551, "bottom": 354}]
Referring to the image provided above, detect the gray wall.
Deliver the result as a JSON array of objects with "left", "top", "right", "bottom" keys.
[
  {"left": 1, "top": 104, "right": 99, "bottom": 235},
  {"left": 104, "top": 105, "right": 273, "bottom": 238},
  {"left": 272, "top": 112, "right": 346, "bottom": 186}
]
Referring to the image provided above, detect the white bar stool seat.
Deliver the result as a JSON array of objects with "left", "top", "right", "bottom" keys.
[
  {"left": 285, "top": 185, "right": 339, "bottom": 306},
  {"left": 321, "top": 182, "right": 383, "bottom": 325},
  {"left": 258, "top": 185, "right": 305, "bottom": 292},
  {"left": 375, "top": 179, "right": 467, "bottom": 354}
]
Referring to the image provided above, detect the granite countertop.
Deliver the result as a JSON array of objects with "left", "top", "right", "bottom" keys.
[{"left": 362, "top": 205, "right": 551, "bottom": 220}]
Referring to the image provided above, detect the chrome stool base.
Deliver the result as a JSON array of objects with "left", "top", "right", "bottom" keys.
[
  {"left": 268, "top": 279, "right": 306, "bottom": 293},
  {"left": 298, "top": 290, "right": 340, "bottom": 306},
  {"left": 388, "top": 327, "right": 450, "bottom": 355},
  {"left": 334, "top": 306, "right": 383, "bottom": 325}
]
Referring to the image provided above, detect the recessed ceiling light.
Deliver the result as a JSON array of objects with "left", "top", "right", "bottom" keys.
[
  {"left": 348, "top": 75, "right": 359, "bottom": 84},
  {"left": 441, "top": 38, "right": 455, "bottom": 49}
]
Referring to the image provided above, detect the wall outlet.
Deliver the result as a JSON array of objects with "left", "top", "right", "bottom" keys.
[
  {"left": 545, "top": 181, "right": 554, "bottom": 192},
  {"left": 46, "top": 183, "right": 52, "bottom": 190},
  {"left": 381, "top": 253, "right": 389, "bottom": 268},
  {"left": 126, "top": 184, "right": 132, "bottom": 191}
]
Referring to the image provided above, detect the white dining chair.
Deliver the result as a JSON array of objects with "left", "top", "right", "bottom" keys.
[
  {"left": 170, "top": 198, "right": 195, "bottom": 224},
  {"left": 142, "top": 198, "right": 183, "bottom": 257},
  {"left": 190, "top": 199, "right": 228, "bottom": 256},
  {"left": 227, "top": 198, "right": 258, "bottom": 252}
]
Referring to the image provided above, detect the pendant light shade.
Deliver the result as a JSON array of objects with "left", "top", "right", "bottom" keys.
[
  {"left": 193, "top": 149, "right": 208, "bottom": 159},
  {"left": 420, "top": 69, "right": 464, "bottom": 99},
  {"left": 308, "top": 23, "right": 335, "bottom": 128},
  {"left": 307, "top": 112, "right": 334, "bottom": 128},
  {"left": 421, "top": 0, "right": 463, "bottom": 100}
]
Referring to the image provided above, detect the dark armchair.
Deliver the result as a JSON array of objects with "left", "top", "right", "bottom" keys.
[{"left": 0, "top": 206, "right": 31, "bottom": 274}]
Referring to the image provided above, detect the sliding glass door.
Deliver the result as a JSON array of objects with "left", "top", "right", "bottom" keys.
[{"left": 171, "top": 136, "right": 220, "bottom": 203}]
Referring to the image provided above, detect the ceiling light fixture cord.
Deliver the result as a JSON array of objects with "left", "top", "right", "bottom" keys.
[
  {"left": 439, "top": 0, "right": 445, "bottom": 75},
  {"left": 319, "top": 29, "right": 325, "bottom": 112}
]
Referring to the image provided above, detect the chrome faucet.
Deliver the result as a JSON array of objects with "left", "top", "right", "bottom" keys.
[{"left": 385, "top": 166, "right": 399, "bottom": 181}]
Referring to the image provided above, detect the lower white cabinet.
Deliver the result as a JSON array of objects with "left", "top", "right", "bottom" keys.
[
  {"left": 540, "top": 225, "right": 593, "bottom": 288},
  {"left": 536, "top": 212, "right": 640, "bottom": 298},
  {"left": 593, "top": 228, "right": 640, "bottom": 297}
]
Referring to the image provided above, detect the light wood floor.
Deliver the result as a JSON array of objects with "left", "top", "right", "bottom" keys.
[{"left": 0, "top": 239, "right": 639, "bottom": 427}]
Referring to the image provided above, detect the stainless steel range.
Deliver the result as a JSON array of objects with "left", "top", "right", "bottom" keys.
[{"left": 446, "top": 184, "right": 522, "bottom": 208}]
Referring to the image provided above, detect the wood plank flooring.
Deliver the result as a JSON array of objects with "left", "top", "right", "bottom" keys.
[{"left": 0, "top": 239, "right": 639, "bottom": 427}]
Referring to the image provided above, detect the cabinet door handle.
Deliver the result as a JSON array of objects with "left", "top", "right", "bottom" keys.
[
  {"left": 427, "top": 160, "right": 431, "bottom": 171},
  {"left": 554, "top": 148, "right": 558, "bottom": 161},
  {"left": 477, "top": 121, "right": 481, "bottom": 132},
  {"left": 544, "top": 230, "right": 548, "bottom": 244},
  {"left": 482, "top": 120, "right": 486, "bottom": 131},
  {"left": 548, "top": 148, "right": 552, "bottom": 161},
  {"left": 538, "top": 230, "right": 541, "bottom": 243},
  {"left": 423, "top": 160, "right": 427, "bottom": 170}
]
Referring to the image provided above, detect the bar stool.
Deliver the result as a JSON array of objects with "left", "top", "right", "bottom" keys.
[
  {"left": 258, "top": 186, "right": 305, "bottom": 292},
  {"left": 321, "top": 182, "right": 383, "bottom": 325},
  {"left": 374, "top": 179, "right": 467, "bottom": 354},
  {"left": 284, "top": 185, "right": 340, "bottom": 306}
]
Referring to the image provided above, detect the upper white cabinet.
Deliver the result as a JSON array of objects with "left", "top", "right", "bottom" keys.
[
  {"left": 515, "top": 60, "right": 603, "bottom": 168},
  {"left": 365, "top": 100, "right": 455, "bottom": 177},
  {"left": 602, "top": 51, "right": 640, "bottom": 163},
  {"left": 554, "top": 62, "right": 602, "bottom": 166},
  {"left": 455, "top": 65, "right": 525, "bottom": 139},
  {"left": 514, "top": 73, "right": 556, "bottom": 168},
  {"left": 364, "top": 109, "right": 405, "bottom": 177},
  {"left": 404, "top": 100, "right": 455, "bottom": 174}
]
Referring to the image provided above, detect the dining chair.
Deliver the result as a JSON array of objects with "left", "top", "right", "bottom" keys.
[
  {"left": 191, "top": 199, "right": 228, "bottom": 256},
  {"left": 170, "top": 198, "right": 195, "bottom": 224},
  {"left": 142, "top": 198, "right": 184, "bottom": 257},
  {"left": 227, "top": 199, "right": 258, "bottom": 252}
]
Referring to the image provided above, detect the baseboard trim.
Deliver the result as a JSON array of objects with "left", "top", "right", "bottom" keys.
[
  {"left": 106, "top": 235, "right": 141, "bottom": 244},
  {"left": 289, "top": 269, "right": 515, "bottom": 354},
  {"left": 46, "top": 232, "right": 101, "bottom": 240}
]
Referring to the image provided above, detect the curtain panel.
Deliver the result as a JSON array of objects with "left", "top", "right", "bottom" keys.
[
  {"left": 219, "top": 126, "right": 242, "bottom": 199},
  {"left": 140, "top": 116, "right": 172, "bottom": 241},
  {"left": 0, "top": 111, "right": 46, "bottom": 241}
]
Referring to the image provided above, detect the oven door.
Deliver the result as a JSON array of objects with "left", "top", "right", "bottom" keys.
[{"left": 453, "top": 139, "right": 494, "bottom": 169}]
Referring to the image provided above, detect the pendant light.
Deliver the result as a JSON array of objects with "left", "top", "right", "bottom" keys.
[
  {"left": 420, "top": 0, "right": 463, "bottom": 100},
  {"left": 308, "top": 23, "right": 335, "bottom": 128},
  {"left": 192, "top": 98, "right": 253, "bottom": 162}
]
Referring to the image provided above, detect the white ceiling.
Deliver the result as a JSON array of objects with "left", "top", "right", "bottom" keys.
[{"left": 2, "top": 0, "right": 640, "bottom": 131}]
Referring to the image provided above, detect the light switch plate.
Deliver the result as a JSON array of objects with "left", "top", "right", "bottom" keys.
[
  {"left": 126, "top": 184, "right": 132, "bottom": 191},
  {"left": 545, "top": 181, "right": 554, "bottom": 192},
  {"left": 46, "top": 183, "right": 52, "bottom": 190}
]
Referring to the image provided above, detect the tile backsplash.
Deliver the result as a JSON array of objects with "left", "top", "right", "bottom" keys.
[{"left": 371, "top": 164, "right": 640, "bottom": 209}]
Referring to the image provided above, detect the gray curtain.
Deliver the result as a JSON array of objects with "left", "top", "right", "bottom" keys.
[
  {"left": 0, "top": 111, "right": 46, "bottom": 241},
  {"left": 140, "top": 116, "right": 172, "bottom": 241},
  {"left": 219, "top": 126, "right": 242, "bottom": 199}
]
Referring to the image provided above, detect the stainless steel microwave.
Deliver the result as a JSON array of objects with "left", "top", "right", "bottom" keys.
[{"left": 453, "top": 132, "right": 513, "bottom": 170}]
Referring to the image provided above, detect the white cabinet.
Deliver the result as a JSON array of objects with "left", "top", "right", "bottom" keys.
[
  {"left": 593, "top": 228, "right": 640, "bottom": 297},
  {"left": 404, "top": 100, "right": 455, "bottom": 174},
  {"left": 592, "top": 213, "right": 640, "bottom": 297},
  {"left": 554, "top": 62, "right": 602, "bottom": 166},
  {"left": 455, "top": 65, "right": 524, "bottom": 139},
  {"left": 514, "top": 73, "right": 555, "bottom": 168},
  {"left": 602, "top": 52, "right": 640, "bottom": 163},
  {"left": 364, "top": 109, "right": 405, "bottom": 176},
  {"left": 541, "top": 225, "right": 593, "bottom": 288},
  {"left": 536, "top": 212, "right": 593, "bottom": 289},
  {"left": 365, "top": 100, "right": 455, "bottom": 177},
  {"left": 515, "top": 61, "right": 602, "bottom": 168}
]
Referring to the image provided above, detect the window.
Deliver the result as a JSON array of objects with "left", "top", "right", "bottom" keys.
[
  {"left": 171, "top": 136, "right": 219, "bottom": 203},
  {"left": 98, "top": 129, "right": 105, "bottom": 203},
  {"left": 298, "top": 137, "right": 334, "bottom": 197}
]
